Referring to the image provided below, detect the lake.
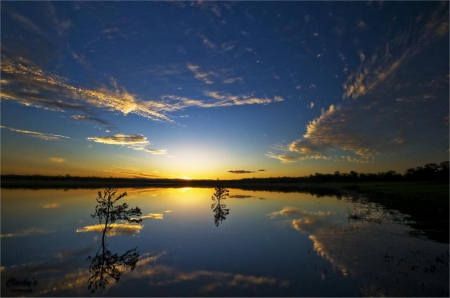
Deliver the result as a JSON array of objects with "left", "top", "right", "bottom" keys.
[{"left": 1, "top": 187, "right": 448, "bottom": 297}]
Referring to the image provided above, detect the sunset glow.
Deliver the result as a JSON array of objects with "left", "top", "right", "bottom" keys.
[{"left": 1, "top": 1, "right": 448, "bottom": 179}]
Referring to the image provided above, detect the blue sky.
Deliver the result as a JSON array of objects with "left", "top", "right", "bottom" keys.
[{"left": 1, "top": 1, "right": 448, "bottom": 179}]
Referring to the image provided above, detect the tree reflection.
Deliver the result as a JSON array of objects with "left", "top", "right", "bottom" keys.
[
  {"left": 211, "top": 183, "right": 230, "bottom": 227},
  {"left": 86, "top": 187, "right": 142, "bottom": 293}
]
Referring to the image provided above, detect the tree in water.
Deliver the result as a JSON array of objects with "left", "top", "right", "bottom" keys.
[
  {"left": 211, "top": 182, "right": 230, "bottom": 227},
  {"left": 86, "top": 187, "right": 142, "bottom": 293}
]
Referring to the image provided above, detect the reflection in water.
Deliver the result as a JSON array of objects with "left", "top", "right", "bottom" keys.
[
  {"left": 1, "top": 188, "right": 448, "bottom": 296},
  {"left": 211, "top": 184, "right": 230, "bottom": 227},
  {"left": 269, "top": 199, "right": 449, "bottom": 297},
  {"left": 86, "top": 188, "right": 142, "bottom": 293}
]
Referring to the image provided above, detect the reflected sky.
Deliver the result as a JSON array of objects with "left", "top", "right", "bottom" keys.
[{"left": 1, "top": 188, "right": 448, "bottom": 296}]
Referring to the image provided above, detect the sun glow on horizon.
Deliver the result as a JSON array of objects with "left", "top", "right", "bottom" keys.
[{"left": 0, "top": 1, "right": 447, "bottom": 179}]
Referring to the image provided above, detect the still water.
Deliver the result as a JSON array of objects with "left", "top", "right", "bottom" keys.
[{"left": 1, "top": 187, "right": 448, "bottom": 297}]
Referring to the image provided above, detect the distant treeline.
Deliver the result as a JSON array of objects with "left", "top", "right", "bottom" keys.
[
  {"left": 240, "top": 161, "right": 449, "bottom": 184},
  {"left": 1, "top": 161, "right": 448, "bottom": 186}
]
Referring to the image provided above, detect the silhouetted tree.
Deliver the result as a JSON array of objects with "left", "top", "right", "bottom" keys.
[
  {"left": 87, "top": 246, "right": 140, "bottom": 293},
  {"left": 405, "top": 161, "right": 449, "bottom": 182},
  {"left": 211, "top": 182, "right": 230, "bottom": 227},
  {"left": 87, "top": 187, "right": 142, "bottom": 293}
]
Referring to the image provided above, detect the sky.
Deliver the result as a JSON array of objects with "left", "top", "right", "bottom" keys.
[{"left": 1, "top": 1, "right": 448, "bottom": 179}]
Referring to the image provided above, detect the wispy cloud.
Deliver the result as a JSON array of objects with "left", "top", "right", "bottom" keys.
[
  {"left": 1, "top": 56, "right": 284, "bottom": 124},
  {"left": 71, "top": 115, "right": 113, "bottom": 126},
  {"left": 198, "top": 33, "right": 217, "bottom": 50},
  {"left": 160, "top": 91, "right": 281, "bottom": 111},
  {"left": 143, "top": 149, "right": 167, "bottom": 155},
  {"left": 228, "top": 170, "right": 254, "bottom": 174},
  {"left": 268, "top": 7, "right": 449, "bottom": 163},
  {"left": 202, "top": 91, "right": 281, "bottom": 106},
  {"left": 10, "top": 11, "right": 44, "bottom": 36},
  {"left": 222, "top": 77, "right": 243, "bottom": 84},
  {"left": 87, "top": 134, "right": 149, "bottom": 146},
  {"left": 1, "top": 57, "right": 173, "bottom": 122},
  {"left": 43, "top": 203, "right": 58, "bottom": 208},
  {"left": 0, "top": 125, "right": 70, "bottom": 141},
  {"left": 343, "top": 7, "right": 448, "bottom": 101},
  {"left": 48, "top": 157, "right": 65, "bottom": 163},
  {"left": 87, "top": 134, "right": 167, "bottom": 155},
  {"left": 189, "top": 1, "right": 224, "bottom": 18},
  {"left": 187, "top": 63, "right": 217, "bottom": 84}
]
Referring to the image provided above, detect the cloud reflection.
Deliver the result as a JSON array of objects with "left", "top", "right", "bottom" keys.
[
  {"left": 76, "top": 223, "right": 142, "bottom": 236},
  {"left": 0, "top": 249, "right": 290, "bottom": 296},
  {"left": 269, "top": 207, "right": 333, "bottom": 219},
  {"left": 269, "top": 204, "right": 449, "bottom": 297},
  {"left": 1, "top": 227, "right": 55, "bottom": 238},
  {"left": 141, "top": 213, "right": 164, "bottom": 220}
]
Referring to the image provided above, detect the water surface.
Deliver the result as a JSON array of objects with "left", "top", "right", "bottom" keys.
[{"left": 1, "top": 187, "right": 448, "bottom": 296}]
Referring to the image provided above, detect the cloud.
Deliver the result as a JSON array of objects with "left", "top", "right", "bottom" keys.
[
  {"left": 76, "top": 223, "right": 142, "bottom": 236},
  {"left": 222, "top": 77, "right": 243, "bottom": 84},
  {"left": 48, "top": 157, "right": 65, "bottom": 163},
  {"left": 357, "top": 20, "right": 367, "bottom": 30},
  {"left": 228, "top": 170, "right": 254, "bottom": 174},
  {"left": 141, "top": 213, "right": 164, "bottom": 220},
  {"left": 10, "top": 11, "right": 43, "bottom": 36},
  {"left": 198, "top": 33, "right": 217, "bottom": 49},
  {"left": 87, "top": 134, "right": 167, "bottom": 155},
  {"left": 1, "top": 57, "right": 173, "bottom": 122},
  {"left": 161, "top": 91, "right": 280, "bottom": 110},
  {"left": 343, "top": 7, "right": 448, "bottom": 101},
  {"left": 268, "top": 7, "right": 449, "bottom": 163},
  {"left": 0, "top": 125, "right": 70, "bottom": 141},
  {"left": 189, "top": 1, "right": 224, "bottom": 18},
  {"left": 274, "top": 96, "right": 284, "bottom": 102},
  {"left": 43, "top": 203, "right": 58, "bottom": 208},
  {"left": 87, "top": 134, "right": 149, "bottom": 146},
  {"left": 258, "top": 169, "right": 266, "bottom": 172},
  {"left": 71, "top": 115, "right": 112, "bottom": 126},
  {"left": 187, "top": 63, "right": 217, "bottom": 84},
  {"left": 101, "top": 167, "right": 164, "bottom": 179},
  {"left": 1, "top": 56, "right": 284, "bottom": 124},
  {"left": 202, "top": 91, "right": 279, "bottom": 106},
  {"left": 143, "top": 149, "right": 167, "bottom": 155}
]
